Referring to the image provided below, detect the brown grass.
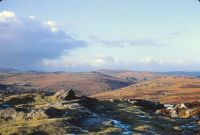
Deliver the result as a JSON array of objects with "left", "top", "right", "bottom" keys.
[
  {"left": 93, "top": 76, "right": 200, "bottom": 104},
  {"left": 0, "top": 72, "right": 130, "bottom": 96}
]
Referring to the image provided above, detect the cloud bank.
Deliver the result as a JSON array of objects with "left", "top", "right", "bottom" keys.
[
  {"left": 41, "top": 53, "right": 195, "bottom": 72},
  {"left": 0, "top": 11, "right": 86, "bottom": 70}
]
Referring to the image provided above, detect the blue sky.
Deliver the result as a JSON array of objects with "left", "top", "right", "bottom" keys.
[{"left": 0, "top": 0, "right": 200, "bottom": 71}]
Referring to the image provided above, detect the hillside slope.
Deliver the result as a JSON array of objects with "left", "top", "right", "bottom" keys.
[
  {"left": 93, "top": 76, "right": 200, "bottom": 104},
  {"left": 0, "top": 72, "right": 131, "bottom": 95},
  {"left": 97, "top": 69, "right": 160, "bottom": 83}
]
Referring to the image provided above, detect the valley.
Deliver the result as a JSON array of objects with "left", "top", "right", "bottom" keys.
[{"left": 0, "top": 71, "right": 131, "bottom": 96}]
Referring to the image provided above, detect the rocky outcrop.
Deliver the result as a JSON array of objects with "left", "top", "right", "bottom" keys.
[
  {"left": 0, "top": 107, "right": 66, "bottom": 120},
  {"left": 54, "top": 89, "right": 77, "bottom": 100},
  {"left": 156, "top": 102, "right": 200, "bottom": 119},
  {"left": 0, "top": 108, "right": 26, "bottom": 120},
  {"left": 174, "top": 103, "right": 188, "bottom": 109},
  {"left": 0, "top": 93, "right": 199, "bottom": 135},
  {"left": 27, "top": 108, "right": 66, "bottom": 119},
  {"left": 27, "top": 109, "right": 48, "bottom": 120}
]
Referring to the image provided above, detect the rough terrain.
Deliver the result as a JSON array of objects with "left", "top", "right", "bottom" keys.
[{"left": 0, "top": 89, "right": 199, "bottom": 135}]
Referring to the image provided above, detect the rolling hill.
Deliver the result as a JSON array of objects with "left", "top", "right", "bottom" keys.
[
  {"left": 97, "top": 69, "right": 160, "bottom": 83},
  {"left": 160, "top": 71, "right": 200, "bottom": 78},
  {"left": 93, "top": 76, "right": 200, "bottom": 104},
  {"left": 0, "top": 72, "right": 131, "bottom": 96}
]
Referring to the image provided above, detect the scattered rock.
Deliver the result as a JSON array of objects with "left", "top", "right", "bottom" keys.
[
  {"left": 156, "top": 109, "right": 177, "bottom": 117},
  {"left": 106, "top": 99, "right": 114, "bottom": 102},
  {"left": 27, "top": 109, "right": 48, "bottom": 120},
  {"left": 188, "top": 108, "right": 200, "bottom": 118},
  {"left": 0, "top": 93, "right": 199, "bottom": 135},
  {"left": 156, "top": 105, "right": 200, "bottom": 118},
  {"left": 0, "top": 108, "right": 26, "bottom": 120},
  {"left": 68, "top": 103, "right": 83, "bottom": 109},
  {"left": 42, "top": 102, "right": 63, "bottom": 108},
  {"left": 0, "top": 108, "right": 17, "bottom": 119},
  {"left": 54, "top": 89, "right": 77, "bottom": 100},
  {"left": 164, "top": 104, "right": 174, "bottom": 110},
  {"left": 174, "top": 103, "right": 187, "bottom": 109},
  {"left": 173, "top": 126, "right": 182, "bottom": 131}
]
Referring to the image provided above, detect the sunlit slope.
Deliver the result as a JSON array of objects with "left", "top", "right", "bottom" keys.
[
  {"left": 97, "top": 69, "right": 160, "bottom": 83},
  {"left": 93, "top": 76, "right": 200, "bottom": 104}
]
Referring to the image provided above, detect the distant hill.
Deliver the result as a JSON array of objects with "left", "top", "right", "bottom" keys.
[
  {"left": 160, "top": 71, "right": 200, "bottom": 78},
  {"left": 1, "top": 69, "right": 200, "bottom": 98},
  {"left": 0, "top": 68, "right": 19, "bottom": 73},
  {"left": 96, "top": 69, "right": 160, "bottom": 83},
  {"left": 93, "top": 76, "right": 200, "bottom": 104},
  {"left": 0, "top": 72, "right": 131, "bottom": 95}
]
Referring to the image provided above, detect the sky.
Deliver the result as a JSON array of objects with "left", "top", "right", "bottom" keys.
[{"left": 0, "top": 0, "right": 200, "bottom": 72}]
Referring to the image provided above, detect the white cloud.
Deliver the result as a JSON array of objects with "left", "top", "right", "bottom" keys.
[
  {"left": 90, "top": 55, "right": 119, "bottom": 67},
  {"left": 173, "top": 59, "right": 185, "bottom": 64},
  {"left": 40, "top": 53, "right": 122, "bottom": 71},
  {"left": 0, "top": 11, "right": 86, "bottom": 70},
  {"left": 29, "top": 15, "right": 36, "bottom": 20},
  {"left": 41, "top": 53, "right": 192, "bottom": 72},
  {"left": 43, "top": 21, "right": 58, "bottom": 32},
  {"left": 131, "top": 57, "right": 192, "bottom": 71},
  {"left": 92, "top": 57, "right": 106, "bottom": 66},
  {"left": 140, "top": 57, "right": 187, "bottom": 66},
  {"left": 0, "top": 10, "right": 16, "bottom": 22},
  {"left": 140, "top": 57, "right": 155, "bottom": 65},
  {"left": 41, "top": 56, "right": 85, "bottom": 68}
]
